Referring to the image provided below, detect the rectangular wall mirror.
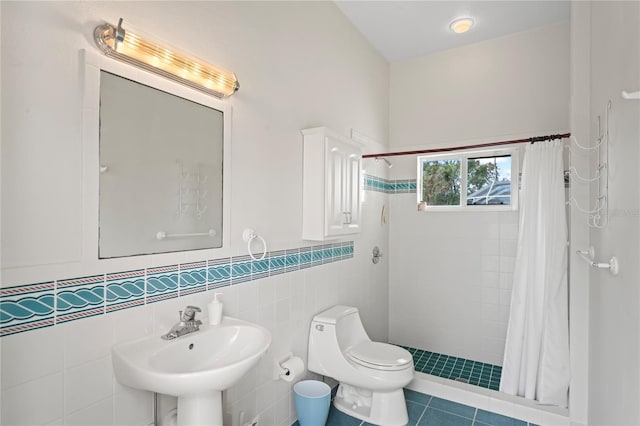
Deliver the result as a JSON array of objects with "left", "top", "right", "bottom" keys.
[{"left": 93, "top": 59, "right": 230, "bottom": 259}]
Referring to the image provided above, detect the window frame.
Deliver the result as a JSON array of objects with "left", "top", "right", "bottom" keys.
[{"left": 416, "top": 147, "right": 519, "bottom": 212}]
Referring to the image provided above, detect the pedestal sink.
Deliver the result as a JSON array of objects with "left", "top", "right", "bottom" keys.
[{"left": 112, "top": 316, "right": 271, "bottom": 426}]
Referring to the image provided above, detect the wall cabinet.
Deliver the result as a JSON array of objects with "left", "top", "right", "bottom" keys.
[{"left": 302, "top": 127, "right": 362, "bottom": 240}]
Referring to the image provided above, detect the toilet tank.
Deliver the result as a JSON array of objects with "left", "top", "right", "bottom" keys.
[{"left": 314, "top": 305, "right": 370, "bottom": 351}]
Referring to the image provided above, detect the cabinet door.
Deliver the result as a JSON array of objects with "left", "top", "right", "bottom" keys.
[{"left": 325, "top": 137, "right": 361, "bottom": 236}]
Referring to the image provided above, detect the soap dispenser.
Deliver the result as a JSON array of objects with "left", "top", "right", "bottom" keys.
[{"left": 208, "top": 293, "right": 223, "bottom": 325}]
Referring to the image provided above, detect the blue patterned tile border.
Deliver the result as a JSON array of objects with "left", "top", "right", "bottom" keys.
[
  {"left": 146, "top": 265, "right": 179, "bottom": 304},
  {"left": 364, "top": 173, "right": 417, "bottom": 194},
  {"left": 299, "top": 247, "right": 312, "bottom": 270},
  {"left": 57, "top": 275, "right": 105, "bottom": 324},
  {"left": 0, "top": 241, "right": 354, "bottom": 337},
  {"left": 285, "top": 248, "right": 300, "bottom": 272},
  {"left": 207, "top": 258, "right": 231, "bottom": 290},
  {"left": 335, "top": 242, "right": 353, "bottom": 260},
  {"left": 231, "top": 255, "right": 252, "bottom": 284},
  {"left": 320, "top": 244, "right": 333, "bottom": 264},
  {"left": 0, "top": 282, "right": 55, "bottom": 336},
  {"left": 393, "top": 179, "right": 417, "bottom": 193},
  {"left": 251, "top": 256, "right": 270, "bottom": 280},
  {"left": 179, "top": 261, "right": 207, "bottom": 296},
  {"left": 106, "top": 270, "right": 145, "bottom": 313},
  {"left": 311, "top": 245, "right": 324, "bottom": 267},
  {"left": 269, "top": 250, "right": 286, "bottom": 276}
]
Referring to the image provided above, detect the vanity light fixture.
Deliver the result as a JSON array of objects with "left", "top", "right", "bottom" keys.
[
  {"left": 94, "top": 18, "right": 239, "bottom": 98},
  {"left": 449, "top": 17, "right": 475, "bottom": 34}
]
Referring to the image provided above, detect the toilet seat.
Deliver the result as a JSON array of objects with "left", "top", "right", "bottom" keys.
[{"left": 347, "top": 342, "right": 413, "bottom": 371}]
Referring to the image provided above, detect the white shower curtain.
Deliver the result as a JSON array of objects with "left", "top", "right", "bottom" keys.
[{"left": 499, "top": 140, "right": 570, "bottom": 407}]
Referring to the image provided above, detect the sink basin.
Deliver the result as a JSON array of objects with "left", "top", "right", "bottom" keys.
[{"left": 112, "top": 316, "right": 271, "bottom": 425}]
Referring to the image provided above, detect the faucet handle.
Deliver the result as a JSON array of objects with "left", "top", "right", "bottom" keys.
[{"left": 181, "top": 306, "right": 202, "bottom": 321}]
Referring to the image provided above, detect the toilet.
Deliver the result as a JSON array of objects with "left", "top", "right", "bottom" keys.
[{"left": 308, "top": 305, "right": 414, "bottom": 426}]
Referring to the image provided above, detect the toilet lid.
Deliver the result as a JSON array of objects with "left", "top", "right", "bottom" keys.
[{"left": 347, "top": 342, "right": 413, "bottom": 371}]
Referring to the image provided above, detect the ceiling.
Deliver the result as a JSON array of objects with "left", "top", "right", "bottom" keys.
[{"left": 334, "top": 1, "right": 570, "bottom": 63}]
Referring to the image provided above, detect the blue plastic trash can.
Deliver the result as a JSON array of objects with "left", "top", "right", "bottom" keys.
[{"left": 293, "top": 380, "right": 331, "bottom": 426}]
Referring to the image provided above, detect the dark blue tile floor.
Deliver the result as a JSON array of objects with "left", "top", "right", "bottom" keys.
[{"left": 293, "top": 389, "right": 539, "bottom": 426}]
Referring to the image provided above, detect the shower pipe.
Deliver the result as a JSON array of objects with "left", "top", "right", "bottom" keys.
[{"left": 362, "top": 132, "right": 571, "bottom": 158}]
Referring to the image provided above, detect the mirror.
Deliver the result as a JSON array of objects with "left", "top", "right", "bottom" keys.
[{"left": 98, "top": 70, "right": 225, "bottom": 258}]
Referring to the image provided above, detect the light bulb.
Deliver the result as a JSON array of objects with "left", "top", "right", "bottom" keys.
[{"left": 449, "top": 17, "right": 474, "bottom": 34}]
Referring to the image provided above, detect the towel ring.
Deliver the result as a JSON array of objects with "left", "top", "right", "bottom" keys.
[{"left": 242, "top": 228, "right": 267, "bottom": 261}]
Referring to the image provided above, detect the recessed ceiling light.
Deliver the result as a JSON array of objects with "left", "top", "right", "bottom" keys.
[{"left": 449, "top": 17, "right": 474, "bottom": 34}]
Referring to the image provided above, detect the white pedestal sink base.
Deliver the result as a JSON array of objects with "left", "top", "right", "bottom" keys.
[{"left": 177, "top": 390, "right": 222, "bottom": 426}]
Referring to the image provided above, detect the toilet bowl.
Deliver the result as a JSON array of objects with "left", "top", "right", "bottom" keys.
[{"left": 308, "top": 305, "right": 414, "bottom": 426}]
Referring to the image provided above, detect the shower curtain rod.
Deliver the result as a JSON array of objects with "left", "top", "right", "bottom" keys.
[{"left": 362, "top": 132, "right": 571, "bottom": 159}]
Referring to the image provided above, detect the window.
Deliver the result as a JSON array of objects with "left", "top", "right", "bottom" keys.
[{"left": 417, "top": 148, "right": 519, "bottom": 211}]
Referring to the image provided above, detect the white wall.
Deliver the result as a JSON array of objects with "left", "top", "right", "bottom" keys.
[
  {"left": 567, "top": 2, "right": 591, "bottom": 424},
  {"left": 583, "top": 2, "right": 640, "bottom": 424},
  {"left": 0, "top": 2, "right": 390, "bottom": 425},
  {"left": 388, "top": 23, "right": 570, "bottom": 365}
]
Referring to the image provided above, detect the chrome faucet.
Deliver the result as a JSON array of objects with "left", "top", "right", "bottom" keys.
[{"left": 161, "top": 306, "right": 202, "bottom": 340}]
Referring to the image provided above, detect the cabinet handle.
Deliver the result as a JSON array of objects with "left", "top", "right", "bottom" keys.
[{"left": 343, "top": 211, "right": 352, "bottom": 224}]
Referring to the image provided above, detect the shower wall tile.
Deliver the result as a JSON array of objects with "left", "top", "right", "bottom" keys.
[
  {"left": 500, "top": 223, "right": 519, "bottom": 240},
  {"left": 500, "top": 239, "right": 518, "bottom": 256},
  {"left": 481, "top": 303, "right": 501, "bottom": 322},
  {"left": 364, "top": 173, "right": 418, "bottom": 193},
  {"left": 500, "top": 256, "right": 516, "bottom": 273},
  {"left": 390, "top": 200, "right": 519, "bottom": 365},
  {"left": 499, "top": 273, "right": 514, "bottom": 290},
  {"left": 481, "top": 287, "right": 500, "bottom": 305},
  {"left": 481, "top": 271, "right": 500, "bottom": 287},
  {"left": 481, "top": 255, "right": 500, "bottom": 272},
  {"left": 481, "top": 239, "right": 500, "bottom": 256}
]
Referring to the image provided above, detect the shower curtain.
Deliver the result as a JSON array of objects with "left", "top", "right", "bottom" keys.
[{"left": 499, "top": 140, "right": 570, "bottom": 407}]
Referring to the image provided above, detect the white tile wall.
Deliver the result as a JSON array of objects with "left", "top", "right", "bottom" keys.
[
  {"left": 389, "top": 190, "right": 519, "bottom": 365},
  {"left": 2, "top": 373, "right": 64, "bottom": 426},
  {"left": 64, "top": 357, "right": 113, "bottom": 415},
  {"left": 1, "top": 250, "right": 387, "bottom": 426},
  {"left": 0, "top": 2, "right": 391, "bottom": 426}
]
